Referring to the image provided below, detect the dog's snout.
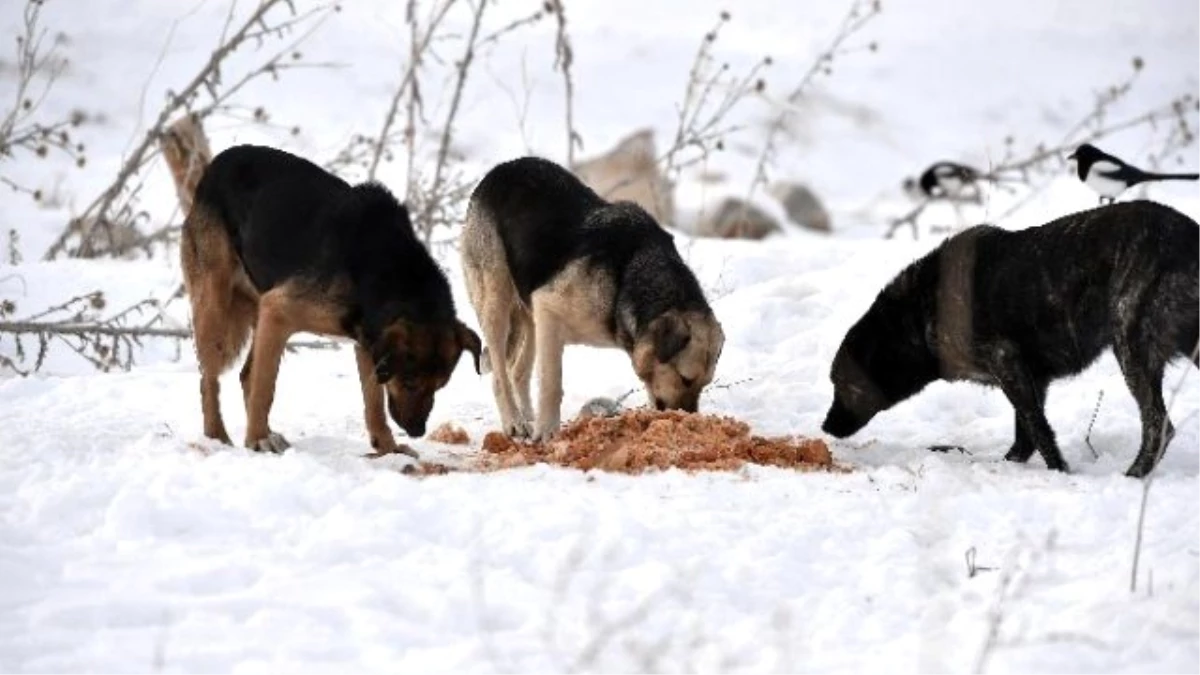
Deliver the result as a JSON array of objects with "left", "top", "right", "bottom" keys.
[{"left": 654, "top": 397, "right": 667, "bottom": 411}]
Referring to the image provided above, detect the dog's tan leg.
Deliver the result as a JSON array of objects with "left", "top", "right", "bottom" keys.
[
  {"left": 242, "top": 291, "right": 293, "bottom": 453},
  {"left": 182, "top": 213, "right": 251, "bottom": 446},
  {"left": 509, "top": 308, "right": 536, "bottom": 421},
  {"left": 234, "top": 293, "right": 259, "bottom": 409},
  {"left": 531, "top": 304, "right": 565, "bottom": 442},
  {"left": 353, "top": 345, "right": 419, "bottom": 458},
  {"left": 193, "top": 299, "right": 233, "bottom": 445},
  {"left": 469, "top": 271, "right": 529, "bottom": 438}
]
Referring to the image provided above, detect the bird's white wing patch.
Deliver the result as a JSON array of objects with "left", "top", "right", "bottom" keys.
[{"left": 1092, "top": 159, "right": 1124, "bottom": 178}]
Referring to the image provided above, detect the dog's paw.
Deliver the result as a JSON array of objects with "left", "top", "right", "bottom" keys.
[
  {"left": 247, "top": 431, "right": 290, "bottom": 454},
  {"left": 1124, "top": 461, "right": 1153, "bottom": 479},
  {"left": 1003, "top": 440, "right": 1038, "bottom": 463},
  {"left": 504, "top": 419, "right": 533, "bottom": 439},
  {"left": 530, "top": 419, "right": 560, "bottom": 443},
  {"left": 364, "top": 443, "right": 419, "bottom": 459}
]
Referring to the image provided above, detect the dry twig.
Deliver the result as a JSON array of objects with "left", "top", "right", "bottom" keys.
[
  {"left": 0, "top": 0, "right": 89, "bottom": 199},
  {"left": 43, "top": 0, "right": 339, "bottom": 260}
]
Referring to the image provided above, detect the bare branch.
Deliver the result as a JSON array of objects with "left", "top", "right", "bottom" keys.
[
  {"left": 0, "top": 289, "right": 341, "bottom": 375},
  {"left": 546, "top": 0, "right": 580, "bottom": 165},
  {"left": 43, "top": 0, "right": 338, "bottom": 260},
  {"left": 0, "top": 0, "right": 88, "bottom": 195},
  {"left": 659, "top": 11, "right": 771, "bottom": 184},
  {"left": 413, "top": 0, "right": 489, "bottom": 242},
  {"left": 363, "top": 0, "right": 457, "bottom": 181},
  {"left": 746, "top": 0, "right": 880, "bottom": 196}
]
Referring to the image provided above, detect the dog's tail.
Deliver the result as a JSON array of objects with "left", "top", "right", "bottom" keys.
[{"left": 181, "top": 201, "right": 255, "bottom": 375}]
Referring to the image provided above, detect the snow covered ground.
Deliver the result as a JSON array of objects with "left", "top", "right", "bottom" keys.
[{"left": 1, "top": 0, "right": 1198, "bottom": 672}]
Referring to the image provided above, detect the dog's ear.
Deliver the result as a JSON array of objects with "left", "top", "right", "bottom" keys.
[
  {"left": 456, "top": 321, "right": 483, "bottom": 374},
  {"left": 652, "top": 313, "right": 691, "bottom": 363},
  {"left": 374, "top": 352, "right": 394, "bottom": 383}
]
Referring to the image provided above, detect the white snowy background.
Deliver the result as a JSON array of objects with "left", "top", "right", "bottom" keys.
[{"left": 0, "top": 0, "right": 1198, "bottom": 672}]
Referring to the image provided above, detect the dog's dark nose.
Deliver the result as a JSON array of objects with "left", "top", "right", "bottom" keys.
[
  {"left": 655, "top": 397, "right": 666, "bottom": 411},
  {"left": 403, "top": 421, "right": 426, "bottom": 438}
]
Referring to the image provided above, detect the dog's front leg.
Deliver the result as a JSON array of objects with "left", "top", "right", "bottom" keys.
[
  {"left": 1003, "top": 378, "right": 1048, "bottom": 464},
  {"left": 243, "top": 300, "right": 292, "bottom": 453},
  {"left": 531, "top": 308, "right": 565, "bottom": 442},
  {"left": 986, "top": 343, "right": 1068, "bottom": 472},
  {"left": 354, "top": 345, "right": 418, "bottom": 458}
]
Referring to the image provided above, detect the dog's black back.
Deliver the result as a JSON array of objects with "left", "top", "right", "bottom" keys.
[
  {"left": 824, "top": 199, "right": 1198, "bottom": 476},
  {"left": 950, "top": 202, "right": 1196, "bottom": 376},
  {"left": 193, "top": 145, "right": 455, "bottom": 328},
  {"left": 468, "top": 156, "right": 708, "bottom": 329}
]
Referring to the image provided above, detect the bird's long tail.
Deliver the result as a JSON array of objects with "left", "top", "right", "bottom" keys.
[{"left": 1144, "top": 171, "right": 1200, "bottom": 181}]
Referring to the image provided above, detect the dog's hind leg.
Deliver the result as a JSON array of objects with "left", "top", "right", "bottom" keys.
[
  {"left": 1114, "top": 325, "right": 1173, "bottom": 478},
  {"left": 1003, "top": 378, "right": 1049, "bottom": 464},
  {"left": 181, "top": 207, "right": 253, "bottom": 446},
  {"left": 508, "top": 307, "right": 536, "bottom": 422},
  {"left": 986, "top": 341, "right": 1069, "bottom": 472},
  {"left": 464, "top": 263, "right": 530, "bottom": 438}
]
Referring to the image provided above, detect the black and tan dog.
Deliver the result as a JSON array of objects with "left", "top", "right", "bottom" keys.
[
  {"left": 181, "top": 144, "right": 481, "bottom": 454},
  {"left": 460, "top": 156, "right": 725, "bottom": 441},
  {"left": 823, "top": 200, "right": 1198, "bottom": 477}
]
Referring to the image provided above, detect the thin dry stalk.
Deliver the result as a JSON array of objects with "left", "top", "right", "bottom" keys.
[
  {"left": 660, "top": 11, "right": 771, "bottom": 183},
  {"left": 43, "top": 0, "right": 338, "bottom": 260},
  {"left": 0, "top": 0, "right": 89, "bottom": 196},
  {"left": 362, "top": 0, "right": 457, "bottom": 181},
  {"left": 746, "top": 0, "right": 880, "bottom": 196},
  {"left": 412, "top": 0, "right": 489, "bottom": 242},
  {"left": 546, "top": 0, "right": 580, "bottom": 165},
  {"left": 1130, "top": 341, "right": 1200, "bottom": 593}
]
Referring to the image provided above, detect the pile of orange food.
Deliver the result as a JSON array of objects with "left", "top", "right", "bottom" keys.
[{"left": 464, "top": 409, "right": 838, "bottom": 475}]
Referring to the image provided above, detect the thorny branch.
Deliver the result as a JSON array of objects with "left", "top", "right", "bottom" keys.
[
  {"left": 0, "top": 289, "right": 340, "bottom": 375},
  {"left": 355, "top": 0, "right": 457, "bottom": 181},
  {"left": 660, "top": 11, "right": 772, "bottom": 183},
  {"left": 43, "top": 0, "right": 339, "bottom": 260},
  {"left": 746, "top": 0, "right": 880, "bottom": 196},
  {"left": 411, "top": 0, "right": 489, "bottom": 242},
  {"left": 0, "top": 0, "right": 88, "bottom": 197},
  {"left": 0, "top": 291, "right": 179, "bottom": 374},
  {"left": 892, "top": 59, "right": 1199, "bottom": 237},
  {"left": 546, "top": 0, "right": 580, "bottom": 166}
]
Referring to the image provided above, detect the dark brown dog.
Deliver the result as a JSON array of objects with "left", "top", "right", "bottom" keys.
[{"left": 180, "top": 144, "right": 481, "bottom": 455}]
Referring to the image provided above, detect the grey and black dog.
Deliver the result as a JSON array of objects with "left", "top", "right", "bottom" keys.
[
  {"left": 823, "top": 200, "right": 1198, "bottom": 477},
  {"left": 460, "top": 156, "right": 725, "bottom": 441}
]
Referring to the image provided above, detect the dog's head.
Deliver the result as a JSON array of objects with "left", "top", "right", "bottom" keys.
[
  {"left": 631, "top": 309, "right": 724, "bottom": 413},
  {"left": 822, "top": 292, "right": 938, "bottom": 438},
  {"left": 370, "top": 319, "right": 482, "bottom": 437}
]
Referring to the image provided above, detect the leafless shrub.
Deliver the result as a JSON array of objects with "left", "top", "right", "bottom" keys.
[
  {"left": 889, "top": 57, "right": 1198, "bottom": 237},
  {"left": 659, "top": 10, "right": 772, "bottom": 185},
  {"left": 546, "top": 0, "right": 580, "bottom": 166},
  {"left": 745, "top": 0, "right": 881, "bottom": 196},
  {"left": 0, "top": 287, "right": 340, "bottom": 375},
  {"left": 331, "top": 0, "right": 559, "bottom": 245},
  {"left": 0, "top": 0, "right": 89, "bottom": 201},
  {"left": 981, "top": 59, "right": 1196, "bottom": 219},
  {"left": 43, "top": 0, "right": 340, "bottom": 260},
  {"left": 0, "top": 290, "right": 186, "bottom": 374}
]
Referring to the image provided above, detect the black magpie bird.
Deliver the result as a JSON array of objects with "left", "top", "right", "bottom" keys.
[
  {"left": 903, "top": 161, "right": 984, "bottom": 202},
  {"left": 1068, "top": 143, "right": 1198, "bottom": 204}
]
